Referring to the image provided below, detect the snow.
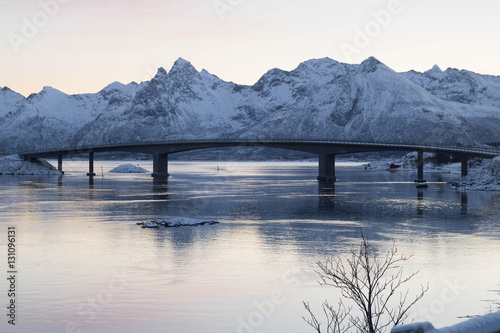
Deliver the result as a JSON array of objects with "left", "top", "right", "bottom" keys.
[
  {"left": 0, "top": 155, "right": 61, "bottom": 175},
  {"left": 137, "top": 217, "right": 220, "bottom": 228},
  {"left": 391, "top": 322, "right": 436, "bottom": 332},
  {"left": 109, "top": 164, "right": 149, "bottom": 173},
  {"left": 452, "top": 158, "right": 500, "bottom": 191},
  {"left": 438, "top": 311, "right": 500, "bottom": 333},
  {"left": 391, "top": 311, "right": 500, "bottom": 332},
  {"left": 140, "top": 221, "right": 159, "bottom": 229}
]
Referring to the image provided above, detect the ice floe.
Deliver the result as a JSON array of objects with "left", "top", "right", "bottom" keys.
[{"left": 137, "top": 217, "right": 220, "bottom": 228}]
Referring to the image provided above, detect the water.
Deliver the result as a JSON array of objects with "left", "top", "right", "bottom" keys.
[{"left": 1, "top": 161, "right": 500, "bottom": 333}]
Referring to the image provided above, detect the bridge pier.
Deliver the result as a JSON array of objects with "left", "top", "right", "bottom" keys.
[
  {"left": 152, "top": 153, "right": 169, "bottom": 178},
  {"left": 317, "top": 154, "right": 336, "bottom": 182},
  {"left": 414, "top": 150, "right": 426, "bottom": 184},
  {"left": 461, "top": 156, "right": 468, "bottom": 178},
  {"left": 57, "top": 155, "right": 64, "bottom": 175},
  {"left": 87, "top": 152, "right": 96, "bottom": 176}
]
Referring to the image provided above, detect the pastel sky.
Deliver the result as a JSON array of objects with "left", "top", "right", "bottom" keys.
[{"left": 1, "top": 0, "right": 499, "bottom": 97}]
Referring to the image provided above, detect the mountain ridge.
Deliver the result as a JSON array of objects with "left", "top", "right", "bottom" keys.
[{"left": 1, "top": 57, "right": 500, "bottom": 155}]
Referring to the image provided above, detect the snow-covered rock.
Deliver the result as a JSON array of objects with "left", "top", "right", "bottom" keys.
[
  {"left": 452, "top": 158, "right": 500, "bottom": 191},
  {"left": 109, "top": 164, "right": 149, "bottom": 173},
  {"left": 140, "top": 221, "right": 159, "bottom": 229},
  {"left": 0, "top": 155, "right": 61, "bottom": 175},
  {"left": 391, "top": 321, "right": 436, "bottom": 333},
  {"left": 392, "top": 311, "right": 500, "bottom": 332}
]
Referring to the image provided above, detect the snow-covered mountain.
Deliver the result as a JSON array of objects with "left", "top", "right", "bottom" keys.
[
  {"left": 0, "top": 82, "right": 138, "bottom": 153},
  {"left": 402, "top": 65, "right": 500, "bottom": 108},
  {"left": 1, "top": 57, "right": 500, "bottom": 155}
]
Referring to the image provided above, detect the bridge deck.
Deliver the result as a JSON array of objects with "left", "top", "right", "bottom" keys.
[
  {"left": 17, "top": 139, "right": 500, "bottom": 181},
  {"left": 18, "top": 139, "right": 500, "bottom": 159}
]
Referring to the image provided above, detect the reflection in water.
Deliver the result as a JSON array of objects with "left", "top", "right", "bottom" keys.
[
  {"left": 58, "top": 175, "right": 63, "bottom": 197},
  {"left": 88, "top": 175, "right": 94, "bottom": 200},
  {"left": 318, "top": 180, "right": 335, "bottom": 211},
  {"left": 461, "top": 191, "right": 468, "bottom": 215},
  {"left": 153, "top": 178, "right": 169, "bottom": 200},
  {"left": 417, "top": 189, "right": 424, "bottom": 216}
]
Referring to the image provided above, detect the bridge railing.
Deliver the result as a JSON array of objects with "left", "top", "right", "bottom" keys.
[{"left": 17, "top": 138, "right": 500, "bottom": 157}]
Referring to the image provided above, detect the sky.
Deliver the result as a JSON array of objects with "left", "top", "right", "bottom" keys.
[{"left": 1, "top": 0, "right": 500, "bottom": 97}]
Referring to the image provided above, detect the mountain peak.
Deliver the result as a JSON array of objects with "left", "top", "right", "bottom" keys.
[
  {"left": 359, "top": 56, "right": 384, "bottom": 73},
  {"left": 295, "top": 57, "right": 341, "bottom": 72},
  {"left": 426, "top": 64, "right": 443, "bottom": 74},
  {"left": 103, "top": 81, "right": 138, "bottom": 93},
  {"left": 104, "top": 81, "right": 126, "bottom": 91},
  {"left": 154, "top": 67, "right": 167, "bottom": 78},
  {"left": 41, "top": 86, "right": 60, "bottom": 93},
  {"left": 40, "top": 86, "right": 66, "bottom": 96},
  {"left": 170, "top": 58, "right": 196, "bottom": 72}
]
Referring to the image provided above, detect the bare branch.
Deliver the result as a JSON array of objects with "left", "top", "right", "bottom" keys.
[
  {"left": 303, "top": 229, "right": 428, "bottom": 333},
  {"left": 303, "top": 301, "right": 322, "bottom": 333}
]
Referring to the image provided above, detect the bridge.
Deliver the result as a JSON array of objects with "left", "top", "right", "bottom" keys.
[{"left": 19, "top": 139, "right": 500, "bottom": 182}]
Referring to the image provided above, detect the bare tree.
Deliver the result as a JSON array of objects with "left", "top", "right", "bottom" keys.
[
  {"left": 304, "top": 230, "right": 428, "bottom": 333},
  {"left": 303, "top": 299, "right": 356, "bottom": 333}
]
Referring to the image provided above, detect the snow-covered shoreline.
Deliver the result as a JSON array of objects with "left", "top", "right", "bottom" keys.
[
  {"left": 0, "top": 155, "right": 61, "bottom": 175},
  {"left": 365, "top": 152, "right": 500, "bottom": 191},
  {"left": 451, "top": 157, "right": 500, "bottom": 191},
  {"left": 365, "top": 152, "right": 462, "bottom": 174}
]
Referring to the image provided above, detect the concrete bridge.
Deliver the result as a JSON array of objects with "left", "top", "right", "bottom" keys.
[{"left": 19, "top": 139, "right": 500, "bottom": 182}]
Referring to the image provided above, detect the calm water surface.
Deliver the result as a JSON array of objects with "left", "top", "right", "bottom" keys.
[{"left": 1, "top": 161, "right": 499, "bottom": 333}]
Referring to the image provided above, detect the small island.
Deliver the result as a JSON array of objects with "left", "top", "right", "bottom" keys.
[{"left": 109, "top": 164, "right": 149, "bottom": 173}]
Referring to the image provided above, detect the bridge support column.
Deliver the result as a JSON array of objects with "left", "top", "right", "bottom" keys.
[
  {"left": 317, "top": 154, "right": 336, "bottom": 182},
  {"left": 87, "top": 152, "right": 96, "bottom": 176},
  {"left": 414, "top": 150, "right": 426, "bottom": 184},
  {"left": 57, "top": 155, "right": 64, "bottom": 175},
  {"left": 461, "top": 156, "right": 468, "bottom": 178},
  {"left": 152, "top": 153, "right": 169, "bottom": 178}
]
